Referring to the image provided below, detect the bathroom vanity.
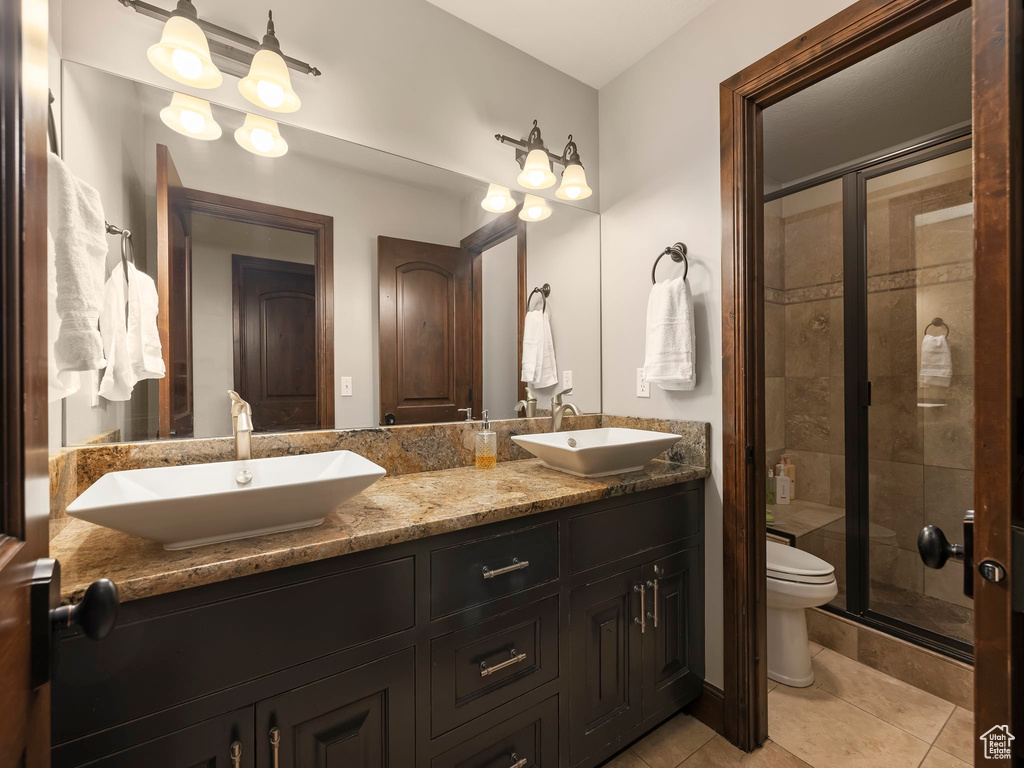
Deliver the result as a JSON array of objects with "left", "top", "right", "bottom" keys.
[{"left": 49, "top": 459, "right": 705, "bottom": 768}]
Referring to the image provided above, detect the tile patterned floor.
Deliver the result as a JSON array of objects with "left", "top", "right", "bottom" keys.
[{"left": 605, "top": 642, "right": 972, "bottom": 768}]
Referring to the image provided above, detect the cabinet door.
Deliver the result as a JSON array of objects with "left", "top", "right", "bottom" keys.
[
  {"left": 642, "top": 547, "right": 703, "bottom": 717},
  {"left": 256, "top": 649, "right": 415, "bottom": 768},
  {"left": 568, "top": 568, "right": 643, "bottom": 764},
  {"left": 76, "top": 707, "right": 253, "bottom": 768}
]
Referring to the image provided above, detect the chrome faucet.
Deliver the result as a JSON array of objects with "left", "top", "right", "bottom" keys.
[
  {"left": 228, "top": 390, "right": 253, "bottom": 462},
  {"left": 550, "top": 387, "right": 582, "bottom": 432},
  {"left": 514, "top": 392, "right": 538, "bottom": 418}
]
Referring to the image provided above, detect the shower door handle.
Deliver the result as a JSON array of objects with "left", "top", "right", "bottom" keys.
[{"left": 918, "top": 510, "right": 973, "bottom": 599}]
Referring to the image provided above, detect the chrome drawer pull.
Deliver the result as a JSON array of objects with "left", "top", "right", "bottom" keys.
[
  {"left": 482, "top": 558, "right": 529, "bottom": 579},
  {"left": 508, "top": 753, "right": 528, "bottom": 768},
  {"left": 269, "top": 727, "right": 281, "bottom": 768},
  {"left": 480, "top": 648, "right": 527, "bottom": 677},
  {"left": 230, "top": 741, "right": 242, "bottom": 768}
]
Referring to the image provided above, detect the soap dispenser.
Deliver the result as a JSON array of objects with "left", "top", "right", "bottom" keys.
[{"left": 475, "top": 410, "right": 497, "bottom": 469}]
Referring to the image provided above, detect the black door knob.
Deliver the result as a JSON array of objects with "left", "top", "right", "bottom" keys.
[
  {"left": 51, "top": 578, "right": 119, "bottom": 640},
  {"left": 917, "top": 525, "right": 965, "bottom": 570},
  {"left": 384, "top": 412, "right": 396, "bottom": 425}
]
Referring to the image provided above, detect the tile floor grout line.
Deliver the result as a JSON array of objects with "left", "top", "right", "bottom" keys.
[{"left": 932, "top": 707, "right": 957, "bottom": 747}]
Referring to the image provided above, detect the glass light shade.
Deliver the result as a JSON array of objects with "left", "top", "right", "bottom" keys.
[
  {"left": 239, "top": 48, "right": 301, "bottom": 113},
  {"left": 234, "top": 113, "right": 288, "bottom": 157},
  {"left": 480, "top": 184, "right": 516, "bottom": 213},
  {"left": 147, "top": 15, "right": 223, "bottom": 89},
  {"left": 555, "top": 163, "right": 593, "bottom": 201},
  {"left": 517, "top": 149, "right": 556, "bottom": 189},
  {"left": 159, "top": 92, "right": 222, "bottom": 140},
  {"left": 519, "top": 194, "right": 552, "bottom": 222}
]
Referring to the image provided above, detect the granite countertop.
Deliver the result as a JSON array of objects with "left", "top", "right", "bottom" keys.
[{"left": 51, "top": 458, "right": 708, "bottom": 606}]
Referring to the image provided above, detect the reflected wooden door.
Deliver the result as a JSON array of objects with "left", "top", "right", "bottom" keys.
[
  {"left": 377, "top": 236, "right": 473, "bottom": 425},
  {"left": 156, "top": 144, "right": 194, "bottom": 438},
  {"left": 232, "top": 255, "right": 318, "bottom": 431}
]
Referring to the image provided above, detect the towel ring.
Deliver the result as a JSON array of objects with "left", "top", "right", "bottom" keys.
[
  {"left": 652, "top": 242, "right": 688, "bottom": 285},
  {"left": 924, "top": 317, "right": 950, "bottom": 338},
  {"left": 528, "top": 283, "right": 551, "bottom": 311}
]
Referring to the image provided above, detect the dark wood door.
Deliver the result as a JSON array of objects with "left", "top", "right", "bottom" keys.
[
  {"left": 75, "top": 707, "right": 253, "bottom": 768},
  {"left": 156, "top": 143, "right": 194, "bottom": 438},
  {"left": 378, "top": 236, "right": 473, "bottom": 425},
  {"left": 256, "top": 649, "right": 415, "bottom": 768},
  {"left": 232, "top": 255, "right": 318, "bottom": 431},
  {"left": 641, "top": 548, "right": 703, "bottom": 717},
  {"left": 568, "top": 568, "right": 643, "bottom": 764}
]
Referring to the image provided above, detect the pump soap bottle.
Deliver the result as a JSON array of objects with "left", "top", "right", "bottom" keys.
[{"left": 475, "top": 410, "right": 497, "bottom": 469}]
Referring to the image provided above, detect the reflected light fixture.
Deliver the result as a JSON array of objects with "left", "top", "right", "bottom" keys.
[
  {"left": 519, "top": 194, "right": 552, "bottom": 222},
  {"left": 497, "top": 120, "right": 591, "bottom": 200},
  {"left": 147, "top": 0, "right": 223, "bottom": 89},
  {"left": 238, "top": 12, "right": 301, "bottom": 113},
  {"left": 480, "top": 184, "right": 516, "bottom": 213},
  {"left": 235, "top": 113, "right": 288, "bottom": 157},
  {"left": 555, "top": 138, "right": 592, "bottom": 201},
  {"left": 160, "top": 92, "right": 222, "bottom": 140}
]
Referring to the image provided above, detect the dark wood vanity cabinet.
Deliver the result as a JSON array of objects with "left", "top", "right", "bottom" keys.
[{"left": 51, "top": 480, "right": 704, "bottom": 768}]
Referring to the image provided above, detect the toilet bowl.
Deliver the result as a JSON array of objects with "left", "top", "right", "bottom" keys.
[{"left": 766, "top": 540, "right": 837, "bottom": 687}]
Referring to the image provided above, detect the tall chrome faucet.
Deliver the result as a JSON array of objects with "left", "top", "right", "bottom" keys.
[
  {"left": 228, "top": 390, "right": 253, "bottom": 461},
  {"left": 550, "top": 387, "right": 582, "bottom": 432}
]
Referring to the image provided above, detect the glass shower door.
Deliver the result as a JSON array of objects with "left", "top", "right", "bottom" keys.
[{"left": 862, "top": 144, "right": 974, "bottom": 651}]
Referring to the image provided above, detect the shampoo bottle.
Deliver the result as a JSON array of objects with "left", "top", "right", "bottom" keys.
[
  {"left": 475, "top": 410, "right": 497, "bottom": 469},
  {"left": 776, "top": 472, "right": 791, "bottom": 505},
  {"left": 781, "top": 453, "right": 797, "bottom": 499}
]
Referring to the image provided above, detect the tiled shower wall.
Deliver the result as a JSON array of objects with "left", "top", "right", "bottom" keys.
[{"left": 765, "top": 155, "right": 974, "bottom": 615}]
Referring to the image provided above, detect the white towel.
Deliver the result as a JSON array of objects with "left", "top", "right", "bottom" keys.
[
  {"left": 47, "top": 152, "right": 108, "bottom": 373},
  {"left": 920, "top": 333, "right": 952, "bottom": 387},
  {"left": 643, "top": 276, "right": 696, "bottom": 391},
  {"left": 47, "top": 229, "right": 81, "bottom": 401},
  {"left": 520, "top": 308, "right": 558, "bottom": 389},
  {"left": 98, "top": 262, "right": 165, "bottom": 402}
]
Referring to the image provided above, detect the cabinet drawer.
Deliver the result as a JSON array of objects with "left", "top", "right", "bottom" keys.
[
  {"left": 569, "top": 487, "right": 699, "bottom": 573},
  {"left": 430, "top": 522, "right": 558, "bottom": 618},
  {"left": 431, "top": 696, "right": 558, "bottom": 768},
  {"left": 430, "top": 596, "right": 559, "bottom": 737}
]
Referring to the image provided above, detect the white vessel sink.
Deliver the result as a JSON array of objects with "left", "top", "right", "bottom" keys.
[
  {"left": 66, "top": 451, "right": 386, "bottom": 550},
  {"left": 512, "top": 428, "right": 681, "bottom": 478}
]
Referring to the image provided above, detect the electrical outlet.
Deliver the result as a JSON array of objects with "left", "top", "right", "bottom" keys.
[
  {"left": 562, "top": 370, "right": 573, "bottom": 390},
  {"left": 637, "top": 368, "right": 650, "bottom": 398},
  {"left": 341, "top": 377, "right": 353, "bottom": 397}
]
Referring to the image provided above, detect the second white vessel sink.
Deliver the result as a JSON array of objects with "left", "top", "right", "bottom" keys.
[
  {"left": 67, "top": 450, "right": 386, "bottom": 549},
  {"left": 512, "top": 428, "right": 681, "bottom": 478}
]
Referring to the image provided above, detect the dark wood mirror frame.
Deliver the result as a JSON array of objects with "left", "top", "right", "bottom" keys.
[{"left": 719, "top": 0, "right": 1022, "bottom": 757}]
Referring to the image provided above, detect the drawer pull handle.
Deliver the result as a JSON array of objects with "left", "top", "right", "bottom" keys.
[
  {"left": 482, "top": 558, "right": 529, "bottom": 579},
  {"left": 509, "top": 753, "right": 528, "bottom": 768},
  {"left": 480, "top": 648, "right": 528, "bottom": 677},
  {"left": 230, "top": 741, "right": 242, "bottom": 768},
  {"left": 634, "top": 583, "right": 645, "bottom": 634},
  {"left": 647, "top": 578, "right": 659, "bottom": 628},
  {"left": 269, "top": 727, "right": 281, "bottom": 768}
]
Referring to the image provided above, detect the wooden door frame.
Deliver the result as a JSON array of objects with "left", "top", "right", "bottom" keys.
[
  {"left": 460, "top": 205, "right": 528, "bottom": 416},
  {"left": 1, "top": 0, "right": 51, "bottom": 761},
  {"left": 161, "top": 187, "right": 336, "bottom": 432},
  {"left": 719, "top": 0, "right": 970, "bottom": 750}
]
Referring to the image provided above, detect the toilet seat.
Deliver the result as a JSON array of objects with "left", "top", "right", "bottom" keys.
[{"left": 766, "top": 540, "right": 835, "bottom": 585}]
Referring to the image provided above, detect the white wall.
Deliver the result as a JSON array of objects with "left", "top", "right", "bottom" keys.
[
  {"left": 481, "top": 237, "right": 519, "bottom": 420},
  {"left": 190, "top": 217, "right": 316, "bottom": 437},
  {"left": 598, "top": 0, "right": 858, "bottom": 690},
  {"left": 57, "top": 0, "right": 600, "bottom": 212}
]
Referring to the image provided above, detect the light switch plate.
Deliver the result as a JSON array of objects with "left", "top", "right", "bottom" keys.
[
  {"left": 637, "top": 368, "right": 650, "bottom": 398},
  {"left": 563, "top": 370, "right": 573, "bottom": 390},
  {"left": 341, "top": 377, "right": 353, "bottom": 397}
]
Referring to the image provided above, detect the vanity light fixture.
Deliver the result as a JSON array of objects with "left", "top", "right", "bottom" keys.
[
  {"left": 159, "top": 92, "right": 222, "bottom": 140},
  {"left": 235, "top": 113, "right": 288, "bottom": 157},
  {"left": 519, "top": 194, "right": 552, "bottom": 222},
  {"left": 496, "top": 120, "right": 592, "bottom": 200},
  {"left": 238, "top": 12, "right": 301, "bottom": 113},
  {"left": 146, "top": 0, "right": 223, "bottom": 88},
  {"left": 480, "top": 184, "right": 516, "bottom": 213}
]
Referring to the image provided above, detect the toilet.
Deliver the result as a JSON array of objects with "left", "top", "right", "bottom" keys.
[{"left": 766, "top": 540, "right": 838, "bottom": 687}]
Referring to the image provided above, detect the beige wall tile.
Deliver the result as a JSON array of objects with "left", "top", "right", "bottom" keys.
[
  {"left": 922, "top": 375, "right": 974, "bottom": 470},
  {"left": 767, "top": 377, "right": 786, "bottom": 452},
  {"left": 785, "top": 301, "right": 832, "bottom": 378},
  {"left": 923, "top": 560, "right": 972, "bottom": 611},
  {"left": 829, "top": 377, "right": 845, "bottom": 456},
  {"left": 829, "top": 297, "right": 844, "bottom": 377},
  {"left": 785, "top": 378, "right": 830, "bottom": 453},
  {"left": 870, "top": 541, "right": 924, "bottom": 593},
  {"left": 917, "top": 280, "right": 973, "bottom": 375},
  {"left": 923, "top": 466, "right": 973, "bottom": 542},
  {"left": 868, "top": 459, "right": 924, "bottom": 550},
  {"left": 856, "top": 629, "right": 973, "bottom": 710},
  {"left": 827, "top": 202, "right": 844, "bottom": 285},
  {"left": 766, "top": 302, "right": 787, "bottom": 378},
  {"left": 867, "top": 199, "right": 891, "bottom": 276},
  {"left": 765, "top": 202, "right": 786, "bottom": 291},
  {"left": 829, "top": 455, "right": 846, "bottom": 508},
  {"left": 785, "top": 450, "right": 830, "bottom": 505},
  {"left": 806, "top": 608, "right": 858, "bottom": 659},
  {"left": 784, "top": 209, "right": 832, "bottom": 290},
  {"left": 869, "top": 376, "right": 924, "bottom": 465}
]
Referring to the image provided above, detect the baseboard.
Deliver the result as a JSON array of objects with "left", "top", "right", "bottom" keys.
[{"left": 683, "top": 681, "right": 725, "bottom": 735}]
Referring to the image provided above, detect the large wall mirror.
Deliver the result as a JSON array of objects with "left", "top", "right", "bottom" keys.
[{"left": 49, "top": 62, "right": 601, "bottom": 447}]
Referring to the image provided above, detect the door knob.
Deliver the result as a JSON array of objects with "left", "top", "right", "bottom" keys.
[
  {"left": 917, "top": 525, "right": 964, "bottom": 569},
  {"left": 51, "top": 577, "right": 119, "bottom": 639}
]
